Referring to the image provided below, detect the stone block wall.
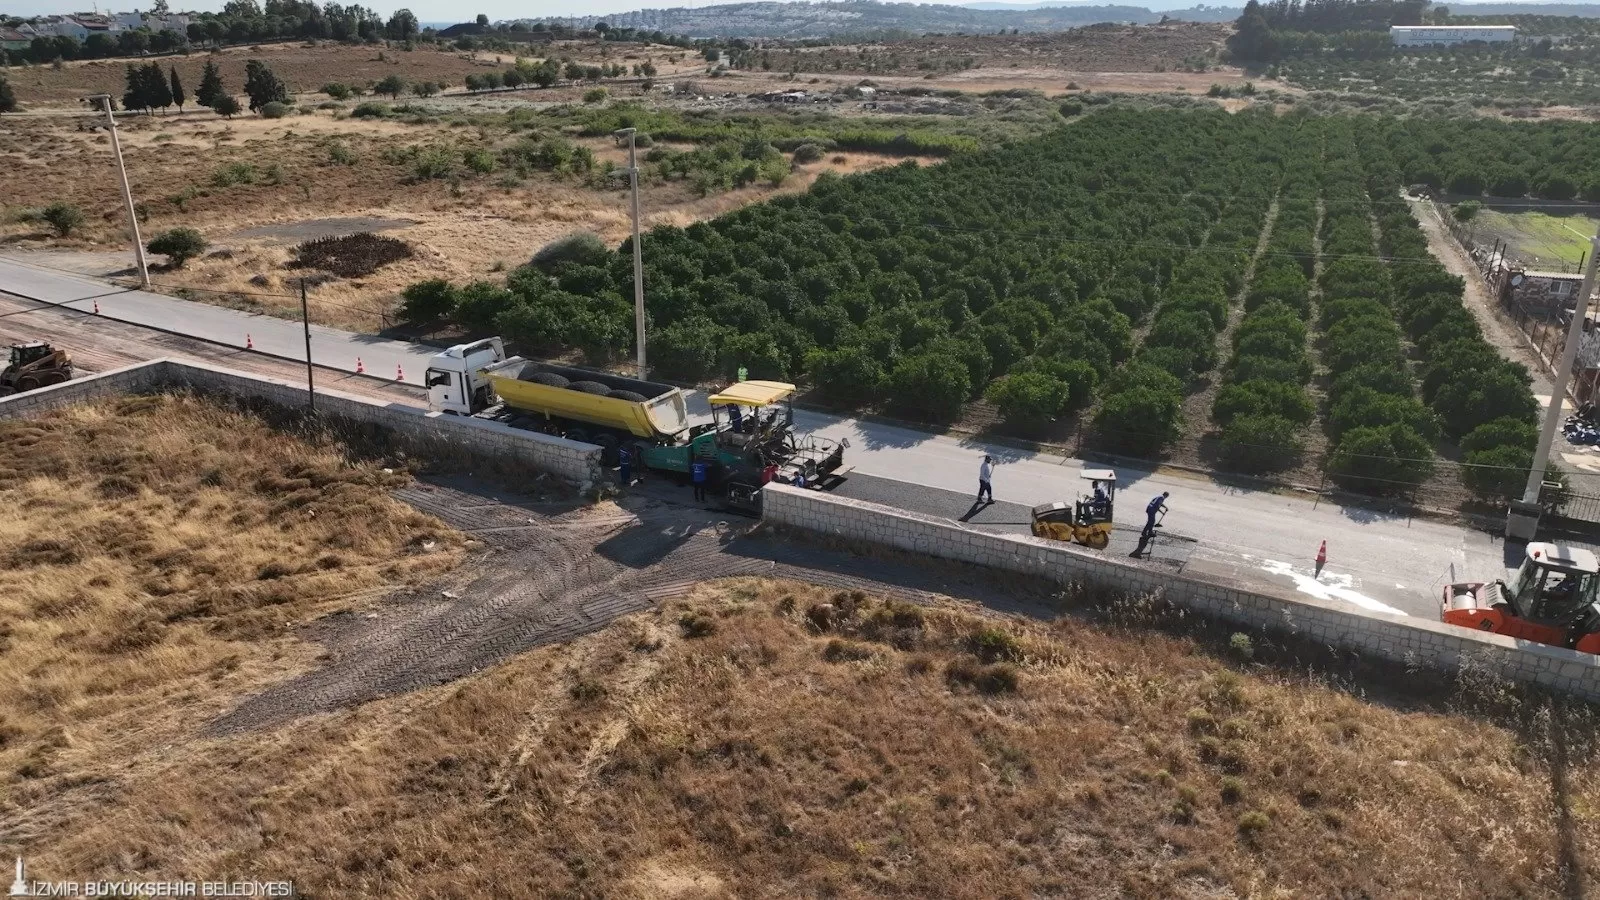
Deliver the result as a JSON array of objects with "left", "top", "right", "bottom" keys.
[
  {"left": 0, "top": 359, "right": 603, "bottom": 485},
  {"left": 762, "top": 483, "right": 1600, "bottom": 702}
]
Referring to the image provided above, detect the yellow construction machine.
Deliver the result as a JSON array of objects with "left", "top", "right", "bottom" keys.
[
  {"left": 0, "top": 342, "right": 72, "bottom": 396},
  {"left": 1030, "top": 468, "right": 1117, "bottom": 549}
]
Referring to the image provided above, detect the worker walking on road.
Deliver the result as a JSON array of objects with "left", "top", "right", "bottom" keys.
[
  {"left": 618, "top": 447, "right": 633, "bottom": 487},
  {"left": 977, "top": 454, "right": 994, "bottom": 504},
  {"left": 692, "top": 458, "right": 709, "bottom": 502}
]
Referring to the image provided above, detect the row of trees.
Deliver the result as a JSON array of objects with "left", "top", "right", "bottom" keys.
[
  {"left": 1092, "top": 138, "right": 1280, "bottom": 455},
  {"left": 386, "top": 112, "right": 1256, "bottom": 421},
  {"left": 1368, "top": 117, "right": 1600, "bottom": 202},
  {"left": 1312, "top": 123, "right": 1437, "bottom": 493},
  {"left": 462, "top": 59, "right": 648, "bottom": 92},
  {"left": 117, "top": 58, "right": 285, "bottom": 117},
  {"left": 1362, "top": 144, "right": 1544, "bottom": 501},
  {"left": 1211, "top": 150, "right": 1322, "bottom": 473},
  {"left": 122, "top": 62, "right": 186, "bottom": 113}
]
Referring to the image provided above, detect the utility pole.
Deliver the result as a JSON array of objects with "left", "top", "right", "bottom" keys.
[
  {"left": 616, "top": 127, "right": 647, "bottom": 379},
  {"left": 300, "top": 279, "right": 315, "bottom": 412},
  {"left": 87, "top": 94, "right": 150, "bottom": 289},
  {"left": 1508, "top": 229, "right": 1600, "bottom": 540}
]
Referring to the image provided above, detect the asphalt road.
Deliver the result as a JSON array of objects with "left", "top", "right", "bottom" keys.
[{"left": 0, "top": 255, "right": 1547, "bottom": 620}]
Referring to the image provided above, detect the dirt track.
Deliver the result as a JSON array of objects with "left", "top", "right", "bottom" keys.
[{"left": 212, "top": 476, "right": 1058, "bottom": 731}]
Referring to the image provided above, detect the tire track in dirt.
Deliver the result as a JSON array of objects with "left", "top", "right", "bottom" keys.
[{"left": 210, "top": 479, "right": 1058, "bottom": 732}]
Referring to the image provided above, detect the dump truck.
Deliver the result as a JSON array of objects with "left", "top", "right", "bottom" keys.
[{"left": 424, "top": 338, "right": 847, "bottom": 509}]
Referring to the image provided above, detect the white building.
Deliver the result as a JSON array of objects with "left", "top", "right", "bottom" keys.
[{"left": 1391, "top": 25, "right": 1516, "bottom": 47}]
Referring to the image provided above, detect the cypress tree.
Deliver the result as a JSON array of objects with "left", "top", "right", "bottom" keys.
[
  {"left": 169, "top": 65, "right": 186, "bottom": 111},
  {"left": 243, "top": 60, "right": 287, "bottom": 113},
  {"left": 196, "top": 59, "right": 223, "bottom": 108},
  {"left": 142, "top": 62, "right": 172, "bottom": 112},
  {"left": 122, "top": 63, "right": 144, "bottom": 112}
]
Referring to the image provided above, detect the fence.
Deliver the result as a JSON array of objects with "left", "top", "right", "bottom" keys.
[{"left": 1443, "top": 210, "right": 1586, "bottom": 274}]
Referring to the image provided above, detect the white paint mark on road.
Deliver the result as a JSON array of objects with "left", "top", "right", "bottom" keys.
[{"left": 1261, "top": 560, "right": 1410, "bottom": 617}]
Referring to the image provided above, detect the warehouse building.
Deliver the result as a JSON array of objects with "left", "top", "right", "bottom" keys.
[{"left": 1391, "top": 25, "right": 1516, "bottom": 47}]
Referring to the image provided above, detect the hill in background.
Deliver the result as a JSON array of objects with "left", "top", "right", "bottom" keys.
[{"left": 547, "top": 0, "right": 1239, "bottom": 38}]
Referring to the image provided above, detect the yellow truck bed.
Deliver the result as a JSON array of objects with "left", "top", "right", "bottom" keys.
[{"left": 482, "top": 358, "right": 689, "bottom": 441}]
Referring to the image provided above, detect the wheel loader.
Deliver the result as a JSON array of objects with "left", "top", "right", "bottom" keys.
[{"left": 0, "top": 342, "right": 73, "bottom": 396}]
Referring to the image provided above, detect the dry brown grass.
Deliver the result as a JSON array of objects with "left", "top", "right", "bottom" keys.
[
  {"left": 14, "top": 575, "right": 1599, "bottom": 897},
  {"left": 0, "top": 393, "right": 462, "bottom": 820}
]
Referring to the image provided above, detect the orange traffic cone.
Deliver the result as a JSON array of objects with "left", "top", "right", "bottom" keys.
[
  {"left": 245, "top": 333, "right": 254, "bottom": 350},
  {"left": 396, "top": 364, "right": 405, "bottom": 382},
  {"left": 356, "top": 357, "right": 365, "bottom": 375},
  {"left": 1315, "top": 540, "right": 1327, "bottom": 579}
]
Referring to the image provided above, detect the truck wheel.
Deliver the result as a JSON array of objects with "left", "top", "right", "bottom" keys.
[
  {"left": 594, "top": 434, "right": 619, "bottom": 465},
  {"left": 41, "top": 371, "right": 68, "bottom": 387},
  {"left": 568, "top": 381, "right": 610, "bottom": 395},
  {"left": 607, "top": 390, "right": 647, "bottom": 402},
  {"left": 522, "top": 371, "right": 569, "bottom": 387},
  {"left": 565, "top": 428, "right": 590, "bottom": 445},
  {"left": 16, "top": 376, "right": 40, "bottom": 392}
]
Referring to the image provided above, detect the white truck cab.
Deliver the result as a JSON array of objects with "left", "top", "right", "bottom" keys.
[{"left": 425, "top": 337, "right": 505, "bottom": 415}]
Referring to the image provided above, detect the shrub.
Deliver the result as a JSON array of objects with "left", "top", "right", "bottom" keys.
[
  {"left": 412, "top": 81, "right": 440, "bottom": 98},
  {"left": 1462, "top": 443, "right": 1532, "bottom": 504},
  {"left": 678, "top": 611, "right": 716, "bottom": 638},
  {"left": 651, "top": 319, "right": 723, "bottom": 381},
  {"left": 146, "top": 228, "right": 208, "bottom": 267},
  {"left": 945, "top": 658, "right": 1019, "bottom": 694},
  {"left": 411, "top": 146, "right": 456, "bottom": 180},
  {"left": 805, "top": 345, "right": 885, "bottom": 407},
  {"left": 1213, "top": 379, "right": 1313, "bottom": 427},
  {"left": 463, "top": 148, "right": 495, "bottom": 174},
  {"left": 1453, "top": 200, "right": 1481, "bottom": 222},
  {"left": 210, "top": 95, "right": 243, "bottom": 118},
  {"left": 986, "top": 372, "right": 1072, "bottom": 430},
  {"left": 1059, "top": 100, "right": 1084, "bottom": 116},
  {"left": 1461, "top": 416, "right": 1538, "bottom": 455},
  {"left": 583, "top": 87, "right": 608, "bottom": 103},
  {"left": 888, "top": 353, "right": 971, "bottom": 422},
  {"left": 1431, "top": 365, "right": 1537, "bottom": 440},
  {"left": 398, "top": 279, "right": 458, "bottom": 323},
  {"left": 328, "top": 142, "right": 357, "bottom": 165},
  {"left": 211, "top": 162, "right": 256, "bottom": 186},
  {"left": 792, "top": 142, "right": 825, "bottom": 164},
  {"left": 40, "top": 202, "right": 84, "bottom": 237},
  {"left": 260, "top": 100, "right": 289, "bottom": 119},
  {"left": 1328, "top": 425, "right": 1435, "bottom": 494},
  {"left": 530, "top": 232, "right": 610, "bottom": 271},
  {"left": 1095, "top": 386, "right": 1182, "bottom": 456},
  {"left": 375, "top": 74, "right": 407, "bottom": 98},
  {"left": 351, "top": 101, "right": 391, "bottom": 118},
  {"left": 322, "top": 82, "right": 352, "bottom": 99},
  {"left": 1220, "top": 414, "right": 1302, "bottom": 473},
  {"left": 1238, "top": 811, "right": 1270, "bottom": 833}
]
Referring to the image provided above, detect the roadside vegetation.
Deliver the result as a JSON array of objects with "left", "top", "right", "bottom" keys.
[
  {"left": 0, "top": 394, "right": 462, "bottom": 790},
  {"left": 17, "top": 576, "right": 1600, "bottom": 895}
]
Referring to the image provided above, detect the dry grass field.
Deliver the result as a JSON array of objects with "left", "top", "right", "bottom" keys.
[
  {"left": 0, "top": 393, "right": 463, "bottom": 844},
  {"left": 2, "top": 40, "right": 703, "bottom": 108},
  {"left": 11, "top": 566, "right": 1598, "bottom": 897},
  {"left": 0, "top": 106, "right": 903, "bottom": 330}
]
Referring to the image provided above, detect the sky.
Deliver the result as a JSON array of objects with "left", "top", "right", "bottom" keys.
[{"left": 5, "top": 0, "right": 1571, "bottom": 26}]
